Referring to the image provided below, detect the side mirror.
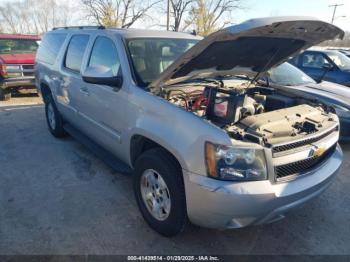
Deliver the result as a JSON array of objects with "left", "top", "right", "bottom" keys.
[{"left": 82, "top": 65, "right": 123, "bottom": 90}]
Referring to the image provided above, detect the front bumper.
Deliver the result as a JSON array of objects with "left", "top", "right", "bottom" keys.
[
  {"left": 183, "top": 144, "right": 342, "bottom": 229},
  {"left": 1, "top": 76, "right": 35, "bottom": 89}
]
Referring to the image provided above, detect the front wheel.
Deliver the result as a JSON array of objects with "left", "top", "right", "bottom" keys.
[
  {"left": 133, "top": 148, "right": 187, "bottom": 237},
  {"left": 45, "top": 95, "right": 66, "bottom": 138}
]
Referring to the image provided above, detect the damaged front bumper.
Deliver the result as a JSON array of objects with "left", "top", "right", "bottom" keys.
[{"left": 183, "top": 144, "right": 342, "bottom": 229}]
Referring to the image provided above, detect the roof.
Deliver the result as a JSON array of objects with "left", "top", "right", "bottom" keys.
[
  {"left": 114, "top": 28, "right": 202, "bottom": 40},
  {"left": 308, "top": 49, "right": 344, "bottom": 55},
  {"left": 50, "top": 26, "right": 202, "bottom": 40},
  {"left": 49, "top": 16, "right": 344, "bottom": 41},
  {"left": 0, "top": 34, "right": 41, "bottom": 40}
]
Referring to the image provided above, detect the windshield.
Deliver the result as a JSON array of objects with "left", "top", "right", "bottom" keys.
[
  {"left": 0, "top": 39, "right": 39, "bottom": 54},
  {"left": 127, "top": 38, "right": 198, "bottom": 86},
  {"left": 268, "top": 62, "right": 316, "bottom": 86},
  {"left": 326, "top": 51, "right": 350, "bottom": 70}
]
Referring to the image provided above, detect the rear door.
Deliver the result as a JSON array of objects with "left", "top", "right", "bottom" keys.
[
  {"left": 58, "top": 34, "right": 90, "bottom": 125},
  {"left": 75, "top": 35, "right": 129, "bottom": 158}
]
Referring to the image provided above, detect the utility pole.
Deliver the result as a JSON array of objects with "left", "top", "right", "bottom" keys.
[
  {"left": 166, "top": 0, "right": 170, "bottom": 31},
  {"left": 329, "top": 3, "right": 344, "bottom": 24}
]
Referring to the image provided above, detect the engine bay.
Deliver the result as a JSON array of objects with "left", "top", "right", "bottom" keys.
[{"left": 164, "top": 82, "right": 338, "bottom": 146}]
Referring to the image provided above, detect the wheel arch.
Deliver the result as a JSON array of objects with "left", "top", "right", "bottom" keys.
[
  {"left": 39, "top": 82, "right": 52, "bottom": 103},
  {"left": 130, "top": 134, "right": 183, "bottom": 173}
]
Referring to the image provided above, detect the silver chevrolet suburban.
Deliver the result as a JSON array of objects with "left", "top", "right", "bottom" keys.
[{"left": 35, "top": 17, "right": 344, "bottom": 236}]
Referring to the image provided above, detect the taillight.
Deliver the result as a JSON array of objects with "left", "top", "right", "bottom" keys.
[{"left": 0, "top": 63, "right": 8, "bottom": 77}]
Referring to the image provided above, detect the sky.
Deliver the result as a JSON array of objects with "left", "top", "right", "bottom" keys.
[
  {"left": 0, "top": 0, "right": 349, "bottom": 32},
  {"left": 234, "top": 0, "right": 350, "bottom": 31}
]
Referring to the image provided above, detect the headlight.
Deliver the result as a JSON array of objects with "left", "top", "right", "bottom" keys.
[
  {"left": 205, "top": 142, "right": 267, "bottom": 181},
  {"left": 6, "top": 65, "right": 21, "bottom": 70},
  {"left": 5, "top": 65, "right": 21, "bottom": 77}
]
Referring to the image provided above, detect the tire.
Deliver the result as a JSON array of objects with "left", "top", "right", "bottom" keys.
[
  {"left": 45, "top": 95, "right": 66, "bottom": 138},
  {"left": 133, "top": 148, "right": 187, "bottom": 237},
  {"left": 0, "top": 88, "right": 11, "bottom": 101}
]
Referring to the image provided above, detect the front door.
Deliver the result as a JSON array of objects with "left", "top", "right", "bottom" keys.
[
  {"left": 76, "top": 35, "right": 129, "bottom": 159},
  {"left": 299, "top": 52, "right": 338, "bottom": 83}
]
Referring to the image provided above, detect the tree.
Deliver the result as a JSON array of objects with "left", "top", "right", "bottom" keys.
[
  {"left": 0, "top": 0, "right": 74, "bottom": 34},
  {"left": 186, "top": 0, "right": 241, "bottom": 36},
  {"left": 169, "top": 0, "right": 194, "bottom": 31},
  {"left": 0, "top": 2, "right": 22, "bottom": 34},
  {"left": 319, "top": 31, "right": 350, "bottom": 48},
  {"left": 82, "top": 0, "right": 161, "bottom": 28}
]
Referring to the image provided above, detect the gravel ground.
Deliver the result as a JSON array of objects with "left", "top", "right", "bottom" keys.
[{"left": 0, "top": 95, "right": 349, "bottom": 255}]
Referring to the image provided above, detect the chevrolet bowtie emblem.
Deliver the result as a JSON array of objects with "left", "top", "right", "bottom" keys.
[{"left": 309, "top": 146, "right": 326, "bottom": 158}]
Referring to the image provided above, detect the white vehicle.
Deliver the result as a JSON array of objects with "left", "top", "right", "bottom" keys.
[{"left": 35, "top": 17, "right": 344, "bottom": 236}]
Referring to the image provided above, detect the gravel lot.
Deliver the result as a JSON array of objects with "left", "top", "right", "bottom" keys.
[{"left": 0, "top": 95, "right": 350, "bottom": 255}]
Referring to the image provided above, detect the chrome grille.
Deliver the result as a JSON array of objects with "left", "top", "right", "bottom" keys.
[
  {"left": 6, "top": 64, "right": 34, "bottom": 78},
  {"left": 275, "top": 145, "right": 336, "bottom": 181},
  {"left": 22, "top": 65, "right": 34, "bottom": 70},
  {"left": 272, "top": 127, "right": 338, "bottom": 154}
]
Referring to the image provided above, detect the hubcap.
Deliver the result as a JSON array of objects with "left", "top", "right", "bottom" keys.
[
  {"left": 47, "top": 103, "right": 56, "bottom": 130},
  {"left": 140, "top": 169, "right": 171, "bottom": 221}
]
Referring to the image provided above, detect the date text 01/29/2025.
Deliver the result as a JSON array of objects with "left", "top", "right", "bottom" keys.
[{"left": 127, "top": 255, "right": 220, "bottom": 261}]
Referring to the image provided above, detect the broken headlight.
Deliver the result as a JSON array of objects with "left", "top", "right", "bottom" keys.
[{"left": 205, "top": 142, "right": 267, "bottom": 181}]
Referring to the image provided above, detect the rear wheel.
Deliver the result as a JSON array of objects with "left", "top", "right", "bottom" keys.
[
  {"left": 45, "top": 95, "right": 66, "bottom": 138},
  {"left": 133, "top": 148, "right": 187, "bottom": 237},
  {"left": 0, "top": 88, "right": 11, "bottom": 101}
]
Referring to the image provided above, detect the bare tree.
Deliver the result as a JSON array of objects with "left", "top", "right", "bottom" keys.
[
  {"left": 169, "top": 0, "right": 194, "bottom": 31},
  {"left": 82, "top": 0, "right": 161, "bottom": 28},
  {"left": 0, "top": 2, "right": 21, "bottom": 33},
  {"left": 186, "top": 0, "right": 241, "bottom": 36},
  {"left": 0, "top": 0, "right": 75, "bottom": 34},
  {"left": 319, "top": 33, "right": 350, "bottom": 48}
]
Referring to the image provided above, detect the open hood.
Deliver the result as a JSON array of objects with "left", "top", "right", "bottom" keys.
[{"left": 150, "top": 17, "right": 344, "bottom": 93}]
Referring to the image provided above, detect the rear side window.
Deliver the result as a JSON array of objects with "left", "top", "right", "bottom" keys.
[
  {"left": 37, "top": 33, "right": 67, "bottom": 65},
  {"left": 64, "top": 35, "right": 89, "bottom": 72},
  {"left": 88, "top": 36, "right": 120, "bottom": 76}
]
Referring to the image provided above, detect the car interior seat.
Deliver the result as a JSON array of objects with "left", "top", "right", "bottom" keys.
[
  {"left": 159, "top": 46, "right": 178, "bottom": 73},
  {"left": 129, "top": 45, "right": 148, "bottom": 81}
]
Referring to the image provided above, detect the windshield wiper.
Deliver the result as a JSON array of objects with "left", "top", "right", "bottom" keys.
[{"left": 167, "top": 77, "right": 223, "bottom": 87}]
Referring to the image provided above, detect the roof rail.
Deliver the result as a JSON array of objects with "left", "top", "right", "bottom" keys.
[{"left": 52, "top": 25, "right": 105, "bottom": 30}]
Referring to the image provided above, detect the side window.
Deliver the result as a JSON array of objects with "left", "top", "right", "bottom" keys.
[
  {"left": 302, "top": 53, "right": 329, "bottom": 69},
  {"left": 37, "top": 33, "right": 67, "bottom": 65},
  {"left": 88, "top": 36, "right": 121, "bottom": 76},
  {"left": 64, "top": 35, "right": 89, "bottom": 72}
]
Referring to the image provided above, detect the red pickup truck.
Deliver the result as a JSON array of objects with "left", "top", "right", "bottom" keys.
[{"left": 0, "top": 34, "right": 40, "bottom": 100}]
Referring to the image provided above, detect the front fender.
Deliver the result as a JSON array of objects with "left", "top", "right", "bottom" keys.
[{"left": 126, "top": 88, "right": 231, "bottom": 176}]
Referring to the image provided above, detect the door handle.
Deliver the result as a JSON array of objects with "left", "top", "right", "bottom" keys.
[{"left": 80, "top": 87, "right": 90, "bottom": 96}]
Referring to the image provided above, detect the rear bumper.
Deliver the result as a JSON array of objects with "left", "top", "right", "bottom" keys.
[
  {"left": 1, "top": 77, "right": 35, "bottom": 89},
  {"left": 183, "top": 144, "right": 342, "bottom": 229}
]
